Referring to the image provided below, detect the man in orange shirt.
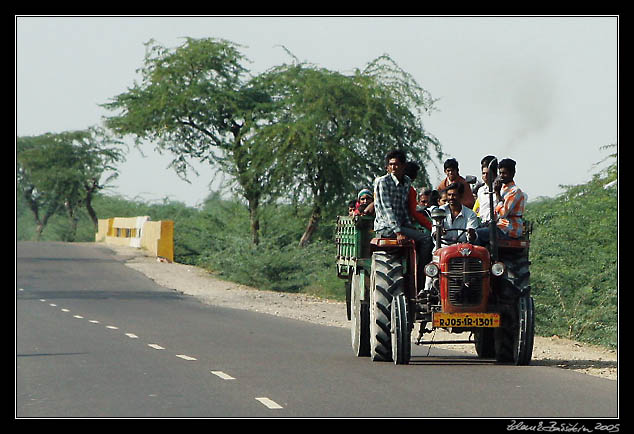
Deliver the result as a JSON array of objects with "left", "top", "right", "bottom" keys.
[
  {"left": 437, "top": 158, "right": 475, "bottom": 209},
  {"left": 475, "top": 158, "right": 526, "bottom": 245}
]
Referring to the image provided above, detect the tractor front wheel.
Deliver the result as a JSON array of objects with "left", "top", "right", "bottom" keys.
[
  {"left": 391, "top": 290, "right": 411, "bottom": 365},
  {"left": 351, "top": 272, "right": 370, "bottom": 357}
]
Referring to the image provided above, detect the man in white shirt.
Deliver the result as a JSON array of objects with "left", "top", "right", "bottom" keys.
[
  {"left": 473, "top": 155, "right": 497, "bottom": 226},
  {"left": 432, "top": 182, "right": 479, "bottom": 246}
]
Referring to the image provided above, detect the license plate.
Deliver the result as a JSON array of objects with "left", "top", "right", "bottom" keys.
[{"left": 433, "top": 312, "right": 500, "bottom": 328}]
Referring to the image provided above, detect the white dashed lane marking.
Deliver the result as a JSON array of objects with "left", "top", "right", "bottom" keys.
[
  {"left": 175, "top": 354, "right": 197, "bottom": 361},
  {"left": 25, "top": 287, "right": 287, "bottom": 411},
  {"left": 211, "top": 371, "right": 236, "bottom": 380},
  {"left": 255, "top": 397, "right": 283, "bottom": 409}
]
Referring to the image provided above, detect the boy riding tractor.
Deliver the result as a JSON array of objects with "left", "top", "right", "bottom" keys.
[{"left": 335, "top": 158, "right": 534, "bottom": 365}]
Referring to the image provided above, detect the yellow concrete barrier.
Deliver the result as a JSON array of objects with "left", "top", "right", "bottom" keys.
[{"left": 96, "top": 216, "right": 174, "bottom": 262}]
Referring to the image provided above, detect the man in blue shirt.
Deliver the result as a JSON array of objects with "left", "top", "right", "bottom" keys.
[
  {"left": 373, "top": 150, "right": 433, "bottom": 267},
  {"left": 431, "top": 182, "right": 479, "bottom": 247}
]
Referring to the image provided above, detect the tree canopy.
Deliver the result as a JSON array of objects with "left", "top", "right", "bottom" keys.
[
  {"left": 17, "top": 128, "right": 124, "bottom": 240},
  {"left": 102, "top": 37, "right": 443, "bottom": 245}
]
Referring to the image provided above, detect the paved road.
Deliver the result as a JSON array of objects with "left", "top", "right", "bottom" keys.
[{"left": 16, "top": 242, "right": 618, "bottom": 418}]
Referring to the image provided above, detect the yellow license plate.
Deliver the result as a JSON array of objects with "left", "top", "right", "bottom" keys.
[{"left": 433, "top": 312, "right": 500, "bottom": 328}]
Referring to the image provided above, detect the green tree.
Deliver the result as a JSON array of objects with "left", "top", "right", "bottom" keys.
[
  {"left": 254, "top": 54, "right": 442, "bottom": 246},
  {"left": 17, "top": 128, "right": 125, "bottom": 240},
  {"left": 102, "top": 37, "right": 275, "bottom": 245}
]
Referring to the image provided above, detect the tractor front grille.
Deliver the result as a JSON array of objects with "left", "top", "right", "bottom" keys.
[{"left": 447, "top": 257, "right": 484, "bottom": 306}]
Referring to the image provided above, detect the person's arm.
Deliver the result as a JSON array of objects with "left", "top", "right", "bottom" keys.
[
  {"left": 462, "top": 181, "right": 475, "bottom": 209},
  {"left": 494, "top": 184, "right": 523, "bottom": 220}
]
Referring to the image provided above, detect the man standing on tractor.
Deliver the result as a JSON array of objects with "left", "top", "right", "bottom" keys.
[
  {"left": 373, "top": 150, "right": 433, "bottom": 272},
  {"left": 475, "top": 158, "right": 526, "bottom": 245},
  {"left": 437, "top": 158, "right": 475, "bottom": 209}
]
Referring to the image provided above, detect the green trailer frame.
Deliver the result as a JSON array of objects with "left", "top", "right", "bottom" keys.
[{"left": 335, "top": 215, "right": 375, "bottom": 279}]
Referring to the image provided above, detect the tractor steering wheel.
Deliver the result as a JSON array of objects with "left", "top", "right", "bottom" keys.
[{"left": 440, "top": 228, "right": 475, "bottom": 245}]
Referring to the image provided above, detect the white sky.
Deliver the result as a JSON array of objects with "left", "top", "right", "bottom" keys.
[{"left": 16, "top": 15, "right": 618, "bottom": 207}]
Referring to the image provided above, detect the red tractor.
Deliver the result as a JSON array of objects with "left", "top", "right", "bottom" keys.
[{"left": 336, "top": 173, "right": 534, "bottom": 365}]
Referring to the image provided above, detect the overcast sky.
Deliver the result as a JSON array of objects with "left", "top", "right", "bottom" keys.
[{"left": 16, "top": 16, "right": 618, "bottom": 206}]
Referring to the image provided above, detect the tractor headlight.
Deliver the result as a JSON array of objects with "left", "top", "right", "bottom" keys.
[
  {"left": 424, "top": 263, "right": 439, "bottom": 278},
  {"left": 491, "top": 261, "right": 506, "bottom": 277}
]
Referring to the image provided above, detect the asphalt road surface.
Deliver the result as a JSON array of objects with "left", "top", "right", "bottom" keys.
[{"left": 16, "top": 242, "right": 618, "bottom": 418}]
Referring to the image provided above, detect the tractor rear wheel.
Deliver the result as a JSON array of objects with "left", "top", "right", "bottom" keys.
[
  {"left": 495, "top": 294, "right": 535, "bottom": 365},
  {"left": 370, "top": 251, "right": 404, "bottom": 362}
]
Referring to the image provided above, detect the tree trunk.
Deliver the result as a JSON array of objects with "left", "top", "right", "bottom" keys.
[
  {"left": 24, "top": 187, "right": 44, "bottom": 241},
  {"left": 248, "top": 195, "right": 260, "bottom": 246},
  {"left": 299, "top": 204, "right": 321, "bottom": 247},
  {"left": 65, "top": 200, "right": 79, "bottom": 242},
  {"left": 85, "top": 183, "right": 99, "bottom": 230}
]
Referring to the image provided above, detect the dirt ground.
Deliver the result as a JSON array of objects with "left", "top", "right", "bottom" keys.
[{"left": 101, "top": 244, "right": 617, "bottom": 381}]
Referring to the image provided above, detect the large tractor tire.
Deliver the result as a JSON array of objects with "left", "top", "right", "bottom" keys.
[
  {"left": 350, "top": 272, "right": 370, "bottom": 357},
  {"left": 474, "top": 328, "right": 495, "bottom": 358},
  {"left": 369, "top": 251, "right": 404, "bottom": 362},
  {"left": 494, "top": 293, "right": 535, "bottom": 365},
  {"left": 390, "top": 290, "right": 411, "bottom": 364}
]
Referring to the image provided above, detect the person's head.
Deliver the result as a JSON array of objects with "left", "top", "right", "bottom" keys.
[
  {"left": 385, "top": 150, "right": 407, "bottom": 180},
  {"left": 348, "top": 200, "right": 356, "bottom": 215},
  {"left": 443, "top": 158, "right": 460, "bottom": 182},
  {"left": 498, "top": 158, "right": 516, "bottom": 184},
  {"left": 404, "top": 161, "right": 420, "bottom": 181},
  {"left": 418, "top": 188, "right": 432, "bottom": 207},
  {"left": 480, "top": 155, "right": 497, "bottom": 184},
  {"left": 357, "top": 188, "right": 373, "bottom": 206},
  {"left": 445, "top": 182, "right": 464, "bottom": 208},
  {"left": 428, "top": 189, "right": 440, "bottom": 206},
  {"left": 438, "top": 189, "right": 448, "bottom": 205}
]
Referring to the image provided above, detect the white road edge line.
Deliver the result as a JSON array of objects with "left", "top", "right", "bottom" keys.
[
  {"left": 210, "top": 371, "right": 236, "bottom": 380},
  {"left": 255, "top": 397, "right": 283, "bottom": 409}
]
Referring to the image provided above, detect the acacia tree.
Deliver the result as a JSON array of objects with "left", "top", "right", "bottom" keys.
[
  {"left": 17, "top": 128, "right": 124, "bottom": 240},
  {"left": 255, "top": 55, "right": 443, "bottom": 246},
  {"left": 102, "top": 37, "right": 275, "bottom": 245}
]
